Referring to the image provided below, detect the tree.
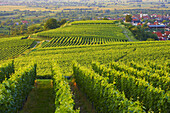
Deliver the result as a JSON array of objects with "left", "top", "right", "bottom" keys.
[
  {"left": 59, "top": 19, "right": 67, "bottom": 25},
  {"left": 20, "top": 24, "right": 27, "bottom": 34},
  {"left": 162, "top": 20, "right": 167, "bottom": 23},
  {"left": 103, "top": 17, "right": 109, "bottom": 20},
  {"left": 28, "top": 25, "right": 43, "bottom": 33},
  {"left": 125, "top": 15, "right": 132, "bottom": 22},
  {"left": 44, "top": 18, "right": 59, "bottom": 30},
  {"left": 146, "top": 38, "right": 155, "bottom": 41}
]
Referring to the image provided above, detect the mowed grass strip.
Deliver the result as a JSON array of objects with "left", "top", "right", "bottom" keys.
[{"left": 20, "top": 79, "right": 55, "bottom": 113}]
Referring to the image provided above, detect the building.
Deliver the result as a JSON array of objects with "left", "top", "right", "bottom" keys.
[
  {"left": 148, "top": 25, "right": 165, "bottom": 29},
  {"left": 153, "top": 31, "right": 170, "bottom": 40},
  {"left": 21, "top": 21, "right": 28, "bottom": 24}
]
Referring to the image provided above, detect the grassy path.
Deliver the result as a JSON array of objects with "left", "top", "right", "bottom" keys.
[
  {"left": 119, "top": 24, "right": 138, "bottom": 42},
  {"left": 20, "top": 79, "right": 55, "bottom": 113}
]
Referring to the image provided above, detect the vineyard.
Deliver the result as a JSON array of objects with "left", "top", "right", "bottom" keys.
[
  {"left": 9, "top": 41, "right": 169, "bottom": 78},
  {"left": 0, "top": 37, "right": 36, "bottom": 60},
  {"left": 0, "top": 20, "right": 170, "bottom": 113},
  {"left": 42, "top": 36, "right": 122, "bottom": 47},
  {"left": 37, "top": 21, "right": 129, "bottom": 47},
  {"left": 0, "top": 61, "right": 36, "bottom": 113}
]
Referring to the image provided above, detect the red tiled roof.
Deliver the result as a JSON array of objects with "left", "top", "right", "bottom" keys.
[
  {"left": 154, "top": 22, "right": 159, "bottom": 25},
  {"left": 153, "top": 32, "right": 162, "bottom": 37},
  {"left": 165, "top": 31, "right": 170, "bottom": 35},
  {"left": 133, "top": 19, "right": 138, "bottom": 21},
  {"left": 157, "top": 15, "right": 162, "bottom": 18},
  {"left": 22, "top": 21, "right": 28, "bottom": 24},
  {"left": 143, "top": 16, "right": 149, "bottom": 19}
]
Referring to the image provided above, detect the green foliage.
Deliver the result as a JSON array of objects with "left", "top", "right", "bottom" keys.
[
  {"left": 146, "top": 38, "right": 155, "bottom": 41},
  {"left": 119, "top": 24, "right": 138, "bottom": 41},
  {"left": 44, "top": 18, "right": 59, "bottom": 30},
  {"left": 0, "top": 60, "right": 14, "bottom": 83},
  {"left": 125, "top": 24, "right": 158, "bottom": 41},
  {"left": 125, "top": 15, "right": 132, "bottom": 22},
  {"left": 0, "top": 37, "right": 35, "bottom": 60},
  {"left": 0, "top": 36, "right": 169, "bottom": 112},
  {"left": 52, "top": 64, "right": 79, "bottom": 113},
  {"left": 59, "top": 19, "right": 67, "bottom": 26},
  {"left": 12, "top": 41, "right": 170, "bottom": 78},
  {"left": 110, "top": 61, "right": 170, "bottom": 92},
  {"left": 73, "top": 63, "right": 144, "bottom": 112},
  {"left": 38, "top": 22, "right": 128, "bottom": 47},
  {"left": 103, "top": 17, "right": 109, "bottom": 20},
  {"left": 28, "top": 24, "right": 44, "bottom": 34},
  {"left": 42, "top": 36, "right": 125, "bottom": 47},
  {"left": 0, "top": 64, "right": 36, "bottom": 113},
  {"left": 92, "top": 62, "right": 170, "bottom": 112},
  {"left": 162, "top": 20, "right": 167, "bottom": 23}
]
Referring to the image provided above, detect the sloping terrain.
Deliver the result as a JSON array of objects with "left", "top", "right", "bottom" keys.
[{"left": 37, "top": 20, "right": 129, "bottom": 47}]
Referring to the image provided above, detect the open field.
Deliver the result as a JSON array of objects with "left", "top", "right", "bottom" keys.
[
  {"left": 0, "top": 6, "right": 61, "bottom": 11},
  {"left": 0, "top": 4, "right": 169, "bottom": 12}
]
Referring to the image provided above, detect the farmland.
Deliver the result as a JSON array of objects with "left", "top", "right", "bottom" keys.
[
  {"left": 13, "top": 41, "right": 170, "bottom": 78},
  {"left": 1, "top": 40, "right": 168, "bottom": 112},
  {"left": 0, "top": 20, "right": 170, "bottom": 113},
  {"left": 0, "top": 37, "right": 36, "bottom": 60},
  {"left": 37, "top": 20, "right": 129, "bottom": 47},
  {"left": 0, "top": 6, "right": 59, "bottom": 12}
]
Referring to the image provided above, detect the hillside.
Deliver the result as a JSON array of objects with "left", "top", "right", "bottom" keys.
[
  {"left": 0, "top": 20, "right": 169, "bottom": 113},
  {"left": 0, "top": 36, "right": 36, "bottom": 60},
  {"left": 36, "top": 20, "right": 132, "bottom": 47},
  {"left": 12, "top": 41, "right": 170, "bottom": 78}
]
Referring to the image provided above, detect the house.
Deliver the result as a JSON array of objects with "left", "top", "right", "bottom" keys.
[
  {"left": 153, "top": 32, "right": 164, "bottom": 40},
  {"left": 153, "top": 32, "right": 162, "bottom": 37},
  {"left": 21, "top": 21, "right": 28, "bottom": 24},
  {"left": 154, "top": 21, "right": 159, "bottom": 25},
  {"left": 151, "top": 14, "right": 157, "bottom": 18},
  {"left": 137, "top": 23, "right": 143, "bottom": 26},
  {"left": 165, "top": 31, "right": 170, "bottom": 35},
  {"left": 153, "top": 31, "right": 170, "bottom": 40},
  {"left": 164, "top": 31, "right": 170, "bottom": 39}
]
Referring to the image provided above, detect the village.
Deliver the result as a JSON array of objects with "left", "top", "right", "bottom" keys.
[{"left": 122, "top": 13, "right": 170, "bottom": 40}]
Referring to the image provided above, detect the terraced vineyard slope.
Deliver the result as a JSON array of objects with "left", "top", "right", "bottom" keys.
[
  {"left": 0, "top": 37, "right": 36, "bottom": 60},
  {"left": 11, "top": 41, "right": 170, "bottom": 78},
  {"left": 37, "top": 20, "right": 129, "bottom": 47},
  {"left": 0, "top": 23, "right": 169, "bottom": 112}
]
